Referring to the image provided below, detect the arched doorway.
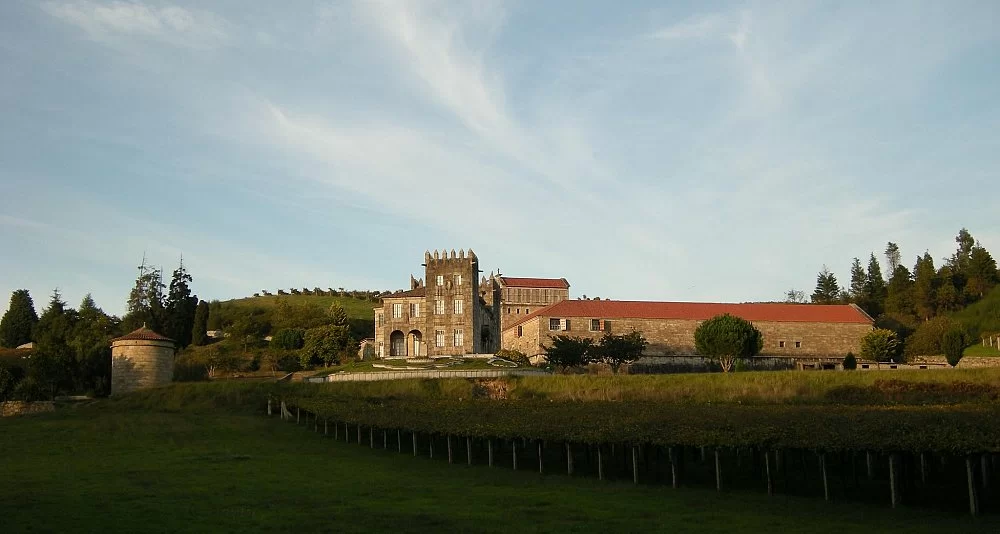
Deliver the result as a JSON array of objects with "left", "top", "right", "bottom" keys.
[
  {"left": 408, "top": 330, "right": 423, "bottom": 358},
  {"left": 389, "top": 330, "right": 405, "bottom": 357}
]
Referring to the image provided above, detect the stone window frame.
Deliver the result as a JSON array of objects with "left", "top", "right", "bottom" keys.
[
  {"left": 435, "top": 329, "right": 445, "bottom": 347},
  {"left": 453, "top": 328, "right": 464, "bottom": 347},
  {"left": 549, "top": 318, "right": 561, "bottom": 330},
  {"left": 392, "top": 303, "right": 403, "bottom": 319},
  {"left": 778, "top": 340, "right": 785, "bottom": 348},
  {"left": 455, "top": 274, "right": 463, "bottom": 286},
  {"left": 590, "top": 319, "right": 602, "bottom": 332},
  {"left": 795, "top": 341, "right": 802, "bottom": 348},
  {"left": 436, "top": 275, "right": 444, "bottom": 286},
  {"left": 454, "top": 299, "right": 464, "bottom": 315},
  {"left": 435, "top": 299, "right": 446, "bottom": 315},
  {"left": 410, "top": 303, "right": 420, "bottom": 318},
  {"left": 517, "top": 325, "right": 523, "bottom": 337}
]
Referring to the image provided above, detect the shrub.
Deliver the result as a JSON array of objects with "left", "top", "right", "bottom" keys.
[
  {"left": 843, "top": 352, "right": 857, "bottom": 370},
  {"left": 0, "top": 366, "right": 15, "bottom": 401},
  {"left": 173, "top": 359, "right": 209, "bottom": 382},
  {"left": 271, "top": 328, "right": 306, "bottom": 351},
  {"left": 495, "top": 349, "right": 530, "bottom": 366},
  {"left": 277, "top": 354, "right": 303, "bottom": 373},
  {"left": 904, "top": 316, "right": 958, "bottom": 358},
  {"left": 694, "top": 314, "right": 763, "bottom": 372},
  {"left": 542, "top": 336, "right": 593, "bottom": 371},
  {"left": 11, "top": 377, "right": 46, "bottom": 401},
  {"left": 942, "top": 329, "right": 966, "bottom": 367},
  {"left": 594, "top": 330, "right": 648, "bottom": 374}
]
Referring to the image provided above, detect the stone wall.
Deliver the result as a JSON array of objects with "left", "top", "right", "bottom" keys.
[
  {"left": 503, "top": 314, "right": 871, "bottom": 359},
  {"left": 111, "top": 339, "right": 175, "bottom": 396},
  {"left": 1, "top": 401, "right": 55, "bottom": 417},
  {"left": 911, "top": 355, "right": 1000, "bottom": 369}
]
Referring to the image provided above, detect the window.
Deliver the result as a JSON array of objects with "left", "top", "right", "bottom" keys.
[
  {"left": 603, "top": 320, "right": 611, "bottom": 332},
  {"left": 778, "top": 341, "right": 785, "bottom": 348},
  {"left": 436, "top": 275, "right": 444, "bottom": 286},
  {"left": 550, "top": 318, "right": 561, "bottom": 330},
  {"left": 453, "top": 329, "right": 464, "bottom": 347},
  {"left": 590, "top": 319, "right": 601, "bottom": 332},
  {"left": 435, "top": 330, "right": 445, "bottom": 347},
  {"left": 435, "top": 286, "right": 442, "bottom": 296},
  {"left": 517, "top": 326, "right": 523, "bottom": 337},
  {"left": 516, "top": 308, "right": 520, "bottom": 314},
  {"left": 392, "top": 303, "right": 403, "bottom": 319},
  {"left": 410, "top": 303, "right": 420, "bottom": 318},
  {"left": 795, "top": 341, "right": 802, "bottom": 348},
  {"left": 435, "top": 300, "right": 445, "bottom": 315},
  {"left": 525, "top": 308, "right": 530, "bottom": 314},
  {"left": 455, "top": 274, "right": 463, "bottom": 286},
  {"left": 506, "top": 307, "right": 511, "bottom": 314},
  {"left": 375, "top": 313, "right": 383, "bottom": 327},
  {"left": 454, "top": 299, "right": 463, "bottom": 315}
]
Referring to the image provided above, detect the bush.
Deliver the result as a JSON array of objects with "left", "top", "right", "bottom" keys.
[
  {"left": 11, "top": 377, "right": 46, "bottom": 401},
  {"left": 277, "top": 354, "right": 303, "bottom": 373},
  {"left": 904, "top": 316, "right": 959, "bottom": 358},
  {"left": 542, "top": 336, "right": 593, "bottom": 371},
  {"left": 843, "top": 352, "right": 857, "bottom": 370},
  {"left": 495, "top": 349, "right": 530, "bottom": 367},
  {"left": 271, "top": 328, "right": 306, "bottom": 351},
  {"left": 0, "top": 366, "right": 15, "bottom": 401},
  {"left": 693, "top": 314, "right": 763, "bottom": 372},
  {"left": 860, "top": 328, "right": 901, "bottom": 363},
  {"left": 942, "top": 329, "right": 966, "bottom": 367}
]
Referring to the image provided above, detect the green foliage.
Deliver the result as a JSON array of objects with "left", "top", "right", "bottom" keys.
[
  {"left": 952, "top": 285, "right": 1000, "bottom": 338},
  {"left": 542, "top": 335, "right": 593, "bottom": 370},
  {"left": 941, "top": 329, "right": 966, "bottom": 367},
  {"left": 164, "top": 259, "right": 198, "bottom": 348},
  {"left": 173, "top": 353, "right": 210, "bottom": 382},
  {"left": 965, "top": 245, "right": 998, "bottom": 300},
  {"left": 848, "top": 257, "right": 866, "bottom": 303},
  {"left": 904, "top": 316, "right": 959, "bottom": 358},
  {"left": 271, "top": 328, "right": 306, "bottom": 350},
  {"left": 885, "top": 264, "right": 915, "bottom": 320},
  {"left": 913, "top": 252, "right": 937, "bottom": 320},
  {"left": 859, "top": 328, "right": 900, "bottom": 363},
  {"left": 123, "top": 258, "right": 166, "bottom": 332},
  {"left": 495, "top": 348, "right": 530, "bottom": 366},
  {"left": 191, "top": 300, "right": 209, "bottom": 346},
  {"left": 11, "top": 376, "right": 45, "bottom": 401},
  {"left": 0, "top": 365, "right": 14, "bottom": 401},
  {"left": 843, "top": 352, "right": 857, "bottom": 370},
  {"left": 226, "top": 309, "right": 271, "bottom": 353},
  {"left": 594, "top": 330, "right": 648, "bottom": 374},
  {"left": 693, "top": 314, "right": 763, "bottom": 372},
  {"left": 0, "top": 289, "right": 38, "bottom": 348},
  {"left": 302, "top": 324, "right": 352, "bottom": 368},
  {"left": 810, "top": 266, "right": 841, "bottom": 304},
  {"left": 860, "top": 253, "right": 887, "bottom": 317}
]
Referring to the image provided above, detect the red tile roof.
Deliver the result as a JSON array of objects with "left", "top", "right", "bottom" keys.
[
  {"left": 112, "top": 326, "right": 175, "bottom": 343},
  {"left": 504, "top": 300, "right": 873, "bottom": 331},
  {"left": 499, "top": 277, "right": 570, "bottom": 289}
]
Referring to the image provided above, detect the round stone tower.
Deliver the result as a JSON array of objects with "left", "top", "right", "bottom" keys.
[{"left": 110, "top": 326, "right": 176, "bottom": 396}]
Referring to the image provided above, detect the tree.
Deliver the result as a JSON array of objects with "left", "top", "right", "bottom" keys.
[
  {"left": 941, "top": 329, "right": 966, "bottom": 367},
  {"left": 594, "top": 330, "right": 648, "bottom": 374},
  {"left": 885, "top": 242, "right": 901, "bottom": 274},
  {"left": 30, "top": 290, "right": 78, "bottom": 398},
  {"left": 950, "top": 228, "right": 976, "bottom": 275},
  {"left": 301, "top": 324, "right": 352, "bottom": 367},
  {"left": 904, "top": 316, "right": 959, "bottom": 359},
  {"left": 542, "top": 335, "right": 593, "bottom": 371},
  {"left": 848, "top": 258, "right": 867, "bottom": 303},
  {"left": 271, "top": 328, "right": 306, "bottom": 350},
  {"left": 884, "top": 265, "right": 915, "bottom": 319},
  {"left": 124, "top": 256, "right": 165, "bottom": 331},
  {"left": 843, "top": 352, "right": 857, "bottom": 370},
  {"left": 859, "top": 328, "right": 900, "bottom": 363},
  {"left": 861, "top": 253, "right": 887, "bottom": 316},
  {"left": 912, "top": 252, "right": 937, "bottom": 321},
  {"left": 70, "top": 294, "right": 116, "bottom": 396},
  {"left": 228, "top": 311, "right": 270, "bottom": 353},
  {"left": 327, "top": 304, "right": 349, "bottom": 327},
  {"left": 191, "top": 300, "right": 209, "bottom": 346},
  {"left": 811, "top": 266, "right": 841, "bottom": 304},
  {"left": 164, "top": 258, "right": 197, "bottom": 347},
  {"left": 784, "top": 289, "right": 806, "bottom": 303},
  {"left": 693, "top": 314, "right": 763, "bottom": 373},
  {"left": 965, "top": 244, "right": 998, "bottom": 300},
  {"left": 935, "top": 265, "right": 961, "bottom": 312},
  {"left": 0, "top": 366, "right": 15, "bottom": 401},
  {"left": 0, "top": 289, "right": 38, "bottom": 348}
]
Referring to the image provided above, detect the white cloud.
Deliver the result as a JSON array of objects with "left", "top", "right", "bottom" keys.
[
  {"left": 651, "top": 12, "right": 729, "bottom": 41},
  {"left": 41, "top": 1, "right": 229, "bottom": 49}
]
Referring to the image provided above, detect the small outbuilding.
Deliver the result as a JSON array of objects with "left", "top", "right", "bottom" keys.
[{"left": 110, "top": 326, "right": 176, "bottom": 396}]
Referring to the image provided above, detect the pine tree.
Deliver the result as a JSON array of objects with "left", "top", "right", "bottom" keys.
[
  {"left": 912, "top": 252, "right": 937, "bottom": 320},
  {"left": 0, "top": 289, "right": 38, "bottom": 348},
  {"left": 951, "top": 228, "right": 976, "bottom": 274},
  {"left": 191, "top": 300, "right": 210, "bottom": 346},
  {"left": 861, "top": 253, "right": 887, "bottom": 316},
  {"left": 936, "top": 265, "right": 960, "bottom": 313},
  {"left": 30, "top": 290, "right": 78, "bottom": 397},
  {"left": 124, "top": 256, "right": 166, "bottom": 332},
  {"left": 810, "top": 266, "right": 841, "bottom": 304},
  {"left": 848, "top": 258, "right": 867, "bottom": 303},
  {"left": 885, "top": 242, "right": 901, "bottom": 274},
  {"left": 164, "top": 257, "right": 197, "bottom": 347},
  {"left": 965, "top": 244, "right": 998, "bottom": 300},
  {"left": 71, "top": 294, "right": 115, "bottom": 396},
  {"left": 885, "top": 265, "right": 915, "bottom": 319}
]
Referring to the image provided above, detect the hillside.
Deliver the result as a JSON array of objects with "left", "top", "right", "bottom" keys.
[
  {"left": 952, "top": 285, "right": 1000, "bottom": 337},
  {"left": 223, "top": 294, "right": 377, "bottom": 326}
]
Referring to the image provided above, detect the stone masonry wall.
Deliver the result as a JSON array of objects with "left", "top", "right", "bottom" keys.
[
  {"left": 503, "top": 315, "right": 872, "bottom": 358},
  {"left": 111, "top": 339, "right": 175, "bottom": 396},
  {"left": 1, "top": 401, "right": 55, "bottom": 417}
]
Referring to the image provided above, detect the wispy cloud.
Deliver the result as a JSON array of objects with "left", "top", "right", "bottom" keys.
[{"left": 41, "top": 1, "right": 229, "bottom": 49}]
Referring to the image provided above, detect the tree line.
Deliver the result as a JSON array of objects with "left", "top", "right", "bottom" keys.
[
  {"left": 790, "top": 228, "right": 999, "bottom": 361},
  {"left": 0, "top": 256, "right": 203, "bottom": 400}
]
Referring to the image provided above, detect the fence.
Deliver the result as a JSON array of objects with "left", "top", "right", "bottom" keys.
[{"left": 305, "top": 368, "right": 551, "bottom": 383}]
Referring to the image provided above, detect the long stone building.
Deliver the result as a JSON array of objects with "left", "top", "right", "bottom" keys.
[
  {"left": 501, "top": 300, "right": 874, "bottom": 360},
  {"left": 490, "top": 276, "right": 571, "bottom": 331}
]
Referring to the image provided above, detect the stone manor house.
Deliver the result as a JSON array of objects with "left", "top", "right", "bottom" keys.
[{"left": 372, "top": 249, "right": 874, "bottom": 362}]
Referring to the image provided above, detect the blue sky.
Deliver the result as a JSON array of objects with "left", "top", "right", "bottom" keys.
[{"left": 1, "top": 0, "right": 998, "bottom": 317}]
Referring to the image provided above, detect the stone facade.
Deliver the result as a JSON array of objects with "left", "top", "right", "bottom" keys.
[
  {"left": 502, "top": 303, "right": 873, "bottom": 361},
  {"left": 373, "top": 249, "right": 501, "bottom": 358},
  {"left": 494, "top": 277, "right": 570, "bottom": 331},
  {"left": 1, "top": 401, "right": 55, "bottom": 417},
  {"left": 110, "top": 330, "right": 176, "bottom": 396}
]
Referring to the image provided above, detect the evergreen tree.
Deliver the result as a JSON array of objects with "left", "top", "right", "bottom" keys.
[
  {"left": 965, "top": 244, "right": 998, "bottom": 300},
  {"left": 950, "top": 228, "right": 976, "bottom": 274},
  {"left": 935, "top": 265, "right": 961, "bottom": 313},
  {"left": 191, "top": 300, "right": 210, "bottom": 346},
  {"left": 810, "top": 266, "right": 841, "bottom": 304},
  {"left": 848, "top": 257, "right": 867, "bottom": 303},
  {"left": 0, "top": 289, "right": 38, "bottom": 348},
  {"left": 912, "top": 252, "right": 937, "bottom": 321},
  {"left": 70, "top": 294, "right": 116, "bottom": 396},
  {"left": 30, "top": 290, "right": 78, "bottom": 398},
  {"left": 884, "top": 265, "right": 915, "bottom": 319},
  {"left": 861, "top": 253, "right": 887, "bottom": 316},
  {"left": 123, "top": 256, "right": 166, "bottom": 332},
  {"left": 164, "top": 258, "right": 197, "bottom": 347},
  {"left": 885, "top": 242, "right": 901, "bottom": 274}
]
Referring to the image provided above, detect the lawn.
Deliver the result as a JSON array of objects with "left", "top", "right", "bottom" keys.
[
  {"left": 2, "top": 404, "right": 997, "bottom": 533},
  {"left": 964, "top": 344, "right": 1000, "bottom": 358}
]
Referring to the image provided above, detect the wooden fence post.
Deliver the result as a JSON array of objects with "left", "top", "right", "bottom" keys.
[
  {"left": 513, "top": 440, "right": 519, "bottom": 471},
  {"left": 267, "top": 398, "right": 272, "bottom": 416},
  {"left": 920, "top": 453, "right": 927, "bottom": 484},
  {"left": 538, "top": 441, "right": 544, "bottom": 474},
  {"left": 967, "top": 456, "right": 980, "bottom": 516},
  {"left": 397, "top": 429, "right": 402, "bottom": 453},
  {"left": 669, "top": 446, "right": 679, "bottom": 489},
  {"left": 370, "top": 427, "right": 374, "bottom": 448},
  {"left": 296, "top": 407, "right": 300, "bottom": 424},
  {"left": 821, "top": 452, "right": 830, "bottom": 501},
  {"left": 324, "top": 419, "right": 328, "bottom": 436},
  {"left": 412, "top": 432, "right": 417, "bottom": 457},
  {"left": 430, "top": 435, "right": 435, "bottom": 459},
  {"left": 632, "top": 445, "right": 639, "bottom": 485},
  {"left": 383, "top": 429, "right": 387, "bottom": 449},
  {"left": 866, "top": 451, "right": 874, "bottom": 480},
  {"left": 467, "top": 437, "right": 473, "bottom": 466},
  {"left": 598, "top": 445, "right": 604, "bottom": 481},
  {"left": 566, "top": 442, "right": 574, "bottom": 476},
  {"left": 715, "top": 449, "right": 723, "bottom": 492},
  {"left": 488, "top": 439, "right": 494, "bottom": 467},
  {"left": 765, "top": 450, "right": 773, "bottom": 496},
  {"left": 889, "top": 453, "right": 901, "bottom": 508},
  {"left": 447, "top": 435, "right": 454, "bottom": 464}
]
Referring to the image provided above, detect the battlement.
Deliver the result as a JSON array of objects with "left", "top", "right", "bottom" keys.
[{"left": 424, "top": 248, "right": 478, "bottom": 264}]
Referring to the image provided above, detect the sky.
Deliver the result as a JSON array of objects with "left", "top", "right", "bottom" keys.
[{"left": 1, "top": 0, "right": 998, "bottom": 317}]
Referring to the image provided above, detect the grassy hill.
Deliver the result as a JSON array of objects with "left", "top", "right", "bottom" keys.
[
  {"left": 953, "top": 285, "right": 1000, "bottom": 337},
  {"left": 214, "top": 294, "right": 376, "bottom": 341}
]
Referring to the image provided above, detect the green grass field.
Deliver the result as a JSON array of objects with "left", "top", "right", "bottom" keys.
[
  {"left": 964, "top": 344, "right": 1000, "bottom": 358},
  {"left": 226, "top": 294, "right": 377, "bottom": 323},
  {"left": 2, "top": 402, "right": 997, "bottom": 533}
]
